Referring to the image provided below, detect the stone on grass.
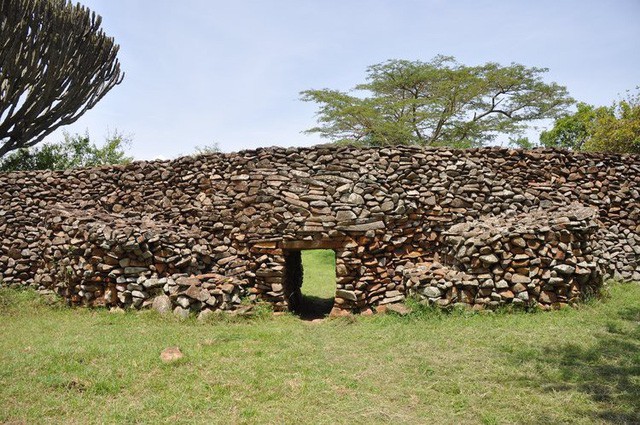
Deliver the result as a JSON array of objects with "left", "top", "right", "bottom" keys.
[
  {"left": 160, "top": 347, "right": 183, "bottom": 363},
  {"left": 386, "top": 303, "right": 412, "bottom": 316}
]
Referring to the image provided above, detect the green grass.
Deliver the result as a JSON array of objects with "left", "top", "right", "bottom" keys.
[
  {"left": 301, "top": 249, "right": 336, "bottom": 299},
  {"left": 0, "top": 252, "right": 639, "bottom": 424}
]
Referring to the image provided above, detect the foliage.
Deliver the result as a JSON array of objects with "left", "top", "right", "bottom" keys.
[
  {"left": 301, "top": 56, "right": 573, "bottom": 147},
  {"left": 192, "top": 142, "right": 221, "bottom": 155},
  {"left": 584, "top": 91, "right": 640, "bottom": 154},
  {"left": 541, "top": 90, "right": 640, "bottom": 154},
  {"left": 508, "top": 136, "right": 537, "bottom": 150},
  {"left": 539, "top": 103, "right": 600, "bottom": 150},
  {"left": 0, "top": 131, "right": 133, "bottom": 171},
  {"left": 0, "top": 0, "right": 123, "bottom": 158}
]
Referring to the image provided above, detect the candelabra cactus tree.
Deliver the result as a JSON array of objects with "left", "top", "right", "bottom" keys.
[{"left": 0, "top": 0, "right": 123, "bottom": 158}]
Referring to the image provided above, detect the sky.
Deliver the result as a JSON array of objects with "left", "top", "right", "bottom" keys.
[{"left": 43, "top": 0, "right": 640, "bottom": 160}]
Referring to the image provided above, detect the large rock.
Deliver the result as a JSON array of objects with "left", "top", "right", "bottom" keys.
[{"left": 152, "top": 295, "right": 172, "bottom": 315}]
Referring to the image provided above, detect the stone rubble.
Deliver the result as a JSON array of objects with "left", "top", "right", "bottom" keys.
[{"left": 404, "top": 205, "right": 602, "bottom": 310}]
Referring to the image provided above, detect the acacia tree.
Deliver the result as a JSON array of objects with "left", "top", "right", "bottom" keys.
[
  {"left": 301, "top": 56, "right": 573, "bottom": 147},
  {"left": 0, "top": 0, "right": 123, "bottom": 158}
]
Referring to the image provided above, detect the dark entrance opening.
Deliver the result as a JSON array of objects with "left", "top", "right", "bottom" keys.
[{"left": 283, "top": 249, "right": 336, "bottom": 319}]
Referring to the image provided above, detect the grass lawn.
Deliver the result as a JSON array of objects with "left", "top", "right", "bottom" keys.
[
  {"left": 301, "top": 249, "right": 336, "bottom": 300},
  {"left": 0, "top": 251, "right": 638, "bottom": 424}
]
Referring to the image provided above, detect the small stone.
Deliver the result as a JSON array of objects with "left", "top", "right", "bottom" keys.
[
  {"left": 549, "top": 277, "right": 565, "bottom": 285},
  {"left": 380, "top": 201, "right": 394, "bottom": 212},
  {"left": 160, "top": 347, "right": 183, "bottom": 363},
  {"left": 337, "top": 221, "right": 385, "bottom": 232},
  {"left": 511, "top": 274, "right": 531, "bottom": 284},
  {"left": 539, "top": 291, "right": 557, "bottom": 304},
  {"left": 479, "top": 254, "right": 499, "bottom": 265},
  {"left": 142, "top": 278, "right": 163, "bottom": 289},
  {"left": 173, "top": 306, "right": 190, "bottom": 319},
  {"left": 336, "top": 210, "right": 357, "bottom": 221},
  {"left": 221, "top": 283, "right": 235, "bottom": 293},
  {"left": 185, "top": 285, "right": 210, "bottom": 302},
  {"left": 152, "top": 295, "right": 172, "bottom": 315},
  {"left": 329, "top": 307, "right": 352, "bottom": 317},
  {"left": 511, "top": 237, "right": 526, "bottom": 248},
  {"left": 197, "top": 309, "right": 216, "bottom": 321},
  {"left": 495, "top": 279, "right": 509, "bottom": 289},
  {"left": 176, "top": 276, "right": 200, "bottom": 287},
  {"left": 386, "top": 303, "right": 412, "bottom": 316},
  {"left": 131, "top": 290, "right": 147, "bottom": 299},
  {"left": 176, "top": 296, "right": 190, "bottom": 309},
  {"left": 347, "top": 193, "right": 365, "bottom": 205},
  {"left": 422, "top": 286, "right": 442, "bottom": 298},
  {"left": 124, "top": 266, "right": 148, "bottom": 275},
  {"left": 554, "top": 264, "right": 576, "bottom": 275},
  {"left": 335, "top": 289, "right": 357, "bottom": 301},
  {"left": 499, "top": 290, "right": 514, "bottom": 300},
  {"left": 512, "top": 283, "right": 527, "bottom": 293}
]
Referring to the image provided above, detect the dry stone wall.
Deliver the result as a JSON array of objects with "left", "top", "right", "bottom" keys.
[
  {"left": 404, "top": 205, "right": 603, "bottom": 310},
  {"left": 0, "top": 145, "right": 638, "bottom": 315}
]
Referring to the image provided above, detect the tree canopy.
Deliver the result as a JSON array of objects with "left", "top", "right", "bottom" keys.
[
  {"left": 0, "top": 0, "right": 123, "bottom": 158},
  {"left": 0, "top": 131, "right": 132, "bottom": 171},
  {"left": 540, "top": 90, "right": 640, "bottom": 154},
  {"left": 301, "top": 56, "right": 573, "bottom": 147}
]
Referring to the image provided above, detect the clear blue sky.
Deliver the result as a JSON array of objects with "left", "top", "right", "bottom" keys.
[{"left": 45, "top": 0, "right": 640, "bottom": 159}]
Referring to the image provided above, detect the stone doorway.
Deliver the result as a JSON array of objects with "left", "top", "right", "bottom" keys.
[{"left": 283, "top": 248, "right": 336, "bottom": 319}]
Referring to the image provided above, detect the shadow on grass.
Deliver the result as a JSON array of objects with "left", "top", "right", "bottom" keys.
[
  {"left": 509, "top": 306, "right": 640, "bottom": 423},
  {"left": 295, "top": 294, "right": 334, "bottom": 321}
]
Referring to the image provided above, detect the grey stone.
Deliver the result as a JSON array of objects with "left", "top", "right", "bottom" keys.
[
  {"left": 380, "top": 201, "right": 394, "bottom": 212},
  {"left": 336, "top": 210, "right": 357, "bottom": 222},
  {"left": 142, "top": 278, "right": 163, "bottom": 289},
  {"left": 124, "top": 267, "right": 148, "bottom": 275},
  {"left": 511, "top": 274, "right": 531, "bottom": 284},
  {"left": 131, "top": 290, "right": 148, "bottom": 299},
  {"left": 337, "top": 221, "right": 385, "bottom": 232},
  {"left": 495, "top": 279, "right": 509, "bottom": 289},
  {"left": 479, "top": 254, "right": 499, "bottom": 265},
  {"left": 548, "top": 277, "right": 565, "bottom": 285},
  {"left": 173, "top": 306, "right": 190, "bottom": 319},
  {"left": 176, "top": 296, "right": 191, "bottom": 309},
  {"left": 554, "top": 264, "right": 576, "bottom": 275},
  {"left": 197, "top": 309, "right": 216, "bottom": 321},
  {"left": 152, "top": 295, "right": 172, "bottom": 315},
  {"left": 347, "top": 193, "right": 365, "bottom": 205},
  {"left": 335, "top": 289, "right": 357, "bottom": 301},
  {"left": 422, "top": 286, "right": 442, "bottom": 298}
]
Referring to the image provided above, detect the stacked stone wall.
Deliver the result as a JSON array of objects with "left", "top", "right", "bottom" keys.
[
  {"left": 404, "top": 205, "right": 603, "bottom": 310},
  {"left": 0, "top": 145, "right": 638, "bottom": 315}
]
